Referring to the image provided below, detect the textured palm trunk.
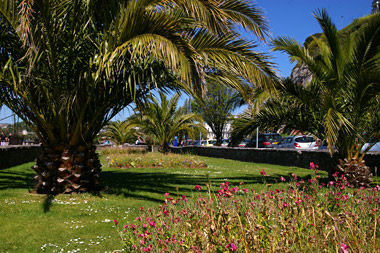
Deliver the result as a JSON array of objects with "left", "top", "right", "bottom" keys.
[
  {"left": 334, "top": 158, "right": 372, "bottom": 188},
  {"left": 32, "top": 145, "right": 102, "bottom": 194}
]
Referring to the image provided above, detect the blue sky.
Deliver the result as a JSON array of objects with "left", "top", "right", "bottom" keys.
[
  {"left": 0, "top": 0, "right": 372, "bottom": 123},
  {"left": 256, "top": 0, "right": 371, "bottom": 76}
]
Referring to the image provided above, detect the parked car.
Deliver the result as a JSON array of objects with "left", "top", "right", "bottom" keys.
[
  {"left": 201, "top": 139, "right": 217, "bottom": 146},
  {"left": 220, "top": 139, "right": 230, "bottom": 147},
  {"left": 245, "top": 133, "right": 282, "bottom": 148},
  {"left": 361, "top": 137, "right": 380, "bottom": 152},
  {"left": 236, "top": 138, "right": 250, "bottom": 147},
  {"left": 277, "top": 135, "right": 318, "bottom": 150}
]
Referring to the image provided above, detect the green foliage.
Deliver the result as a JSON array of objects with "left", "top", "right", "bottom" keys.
[
  {"left": 100, "top": 148, "right": 207, "bottom": 169},
  {"left": 0, "top": 0, "right": 276, "bottom": 149},
  {"left": 126, "top": 92, "right": 205, "bottom": 152},
  {"left": 232, "top": 10, "right": 380, "bottom": 162},
  {"left": 192, "top": 82, "right": 242, "bottom": 144},
  {"left": 100, "top": 120, "right": 137, "bottom": 145}
]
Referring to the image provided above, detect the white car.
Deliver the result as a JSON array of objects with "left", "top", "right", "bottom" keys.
[
  {"left": 277, "top": 135, "right": 318, "bottom": 150},
  {"left": 361, "top": 142, "right": 380, "bottom": 152}
]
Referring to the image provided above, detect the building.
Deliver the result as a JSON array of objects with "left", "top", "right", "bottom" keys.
[{"left": 373, "top": 0, "right": 380, "bottom": 13}]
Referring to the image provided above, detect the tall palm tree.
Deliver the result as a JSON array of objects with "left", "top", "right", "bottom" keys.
[
  {"left": 233, "top": 10, "right": 380, "bottom": 187},
  {"left": 0, "top": 0, "right": 276, "bottom": 194},
  {"left": 126, "top": 92, "right": 204, "bottom": 153}
]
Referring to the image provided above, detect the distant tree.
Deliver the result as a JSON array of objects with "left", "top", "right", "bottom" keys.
[
  {"left": 101, "top": 120, "right": 137, "bottom": 145},
  {"left": 126, "top": 92, "right": 205, "bottom": 153},
  {"left": 192, "top": 82, "right": 242, "bottom": 145}
]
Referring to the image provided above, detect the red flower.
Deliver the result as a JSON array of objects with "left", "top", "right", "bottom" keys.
[
  {"left": 194, "top": 185, "right": 202, "bottom": 191},
  {"left": 113, "top": 219, "right": 119, "bottom": 225},
  {"left": 259, "top": 169, "right": 267, "bottom": 176}
]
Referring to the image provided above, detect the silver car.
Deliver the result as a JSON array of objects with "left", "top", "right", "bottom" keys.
[{"left": 277, "top": 135, "right": 318, "bottom": 150}]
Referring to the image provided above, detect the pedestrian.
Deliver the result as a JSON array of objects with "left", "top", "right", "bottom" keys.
[
  {"left": 0, "top": 131, "right": 6, "bottom": 146},
  {"left": 8, "top": 133, "right": 14, "bottom": 145}
]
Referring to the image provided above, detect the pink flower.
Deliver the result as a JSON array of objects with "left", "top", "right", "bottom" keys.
[
  {"left": 231, "top": 187, "right": 239, "bottom": 193},
  {"left": 149, "top": 221, "right": 156, "bottom": 227},
  {"left": 309, "top": 162, "right": 315, "bottom": 170},
  {"left": 163, "top": 210, "right": 169, "bottom": 216},
  {"left": 136, "top": 216, "right": 142, "bottom": 221},
  {"left": 340, "top": 243, "right": 349, "bottom": 253},
  {"left": 280, "top": 176, "right": 286, "bottom": 182},
  {"left": 260, "top": 169, "right": 267, "bottom": 176},
  {"left": 194, "top": 185, "right": 202, "bottom": 191},
  {"left": 242, "top": 188, "right": 249, "bottom": 193},
  {"left": 182, "top": 209, "right": 187, "bottom": 215},
  {"left": 292, "top": 173, "right": 297, "bottom": 180},
  {"left": 113, "top": 219, "right": 119, "bottom": 225},
  {"left": 231, "top": 243, "right": 238, "bottom": 250},
  {"left": 164, "top": 192, "right": 170, "bottom": 198}
]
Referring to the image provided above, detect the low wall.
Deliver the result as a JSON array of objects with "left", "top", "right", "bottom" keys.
[
  {"left": 0, "top": 145, "right": 42, "bottom": 170},
  {"left": 171, "top": 146, "right": 380, "bottom": 175}
]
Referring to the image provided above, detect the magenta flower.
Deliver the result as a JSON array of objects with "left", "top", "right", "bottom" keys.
[
  {"left": 231, "top": 243, "right": 238, "bottom": 250},
  {"left": 259, "top": 169, "right": 267, "bottom": 176},
  {"left": 280, "top": 176, "right": 286, "bottom": 182},
  {"left": 164, "top": 192, "right": 170, "bottom": 198},
  {"left": 194, "top": 185, "right": 202, "bottom": 191},
  {"left": 113, "top": 219, "right": 119, "bottom": 225},
  {"left": 149, "top": 221, "right": 156, "bottom": 227},
  {"left": 340, "top": 243, "right": 349, "bottom": 253}
]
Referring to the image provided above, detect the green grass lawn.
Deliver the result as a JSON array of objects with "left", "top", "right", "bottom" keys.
[{"left": 0, "top": 153, "right": 364, "bottom": 252}]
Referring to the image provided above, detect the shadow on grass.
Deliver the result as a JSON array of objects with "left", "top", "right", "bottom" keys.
[
  {"left": 99, "top": 170, "right": 322, "bottom": 203},
  {"left": 0, "top": 170, "right": 35, "bottom": 191}
]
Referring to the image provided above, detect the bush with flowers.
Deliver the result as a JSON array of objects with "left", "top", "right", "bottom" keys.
[{"left": 115, "top": 163, "right": 380, "bottom": 252}]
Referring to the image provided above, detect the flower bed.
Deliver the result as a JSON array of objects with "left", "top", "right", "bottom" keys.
[
  {"left": 100, "top": 149, "right": 207, "bottom": 169},
  {"left": 115, "top": 164, "right": 380, "bottom": 252}
]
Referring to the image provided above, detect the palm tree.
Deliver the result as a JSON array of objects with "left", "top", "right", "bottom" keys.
[
  {"left": 192, "top": 81, "right": 242, "bottom": 145},
  {"left": 126, "top": 92, "right": 204, "bottom": 153},
  {"left": 233, "top": 10, "right": 380, "bottom": 187},
  {"left": 0, "top": 0, "right": 276, "bottom": 194},
  {"left": 100, "top": 120, "right": 137, "bottom": 146}
]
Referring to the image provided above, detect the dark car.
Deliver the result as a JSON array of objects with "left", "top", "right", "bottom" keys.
[{"left": 245, "top": 133, "right": 282, "bottom": 148}]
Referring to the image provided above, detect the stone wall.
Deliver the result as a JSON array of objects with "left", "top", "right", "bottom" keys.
[
  {"left": 0, "top": 145, "right": 42, "bottom": 170},
  {"left": 171, "top": 146, "right": 380, "bottom": 175}
]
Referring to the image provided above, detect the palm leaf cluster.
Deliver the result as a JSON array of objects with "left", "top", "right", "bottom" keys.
[
  {"left": 1, "top": 0, "right": 276, "bottom": 193},
  {"left": 126, "top": 92, "right": 204, "bottom": 153},
  {"left": 232, "top": 10, "right": 380, "bottom": 186}
]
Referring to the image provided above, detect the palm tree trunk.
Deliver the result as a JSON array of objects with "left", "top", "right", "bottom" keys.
[{"left": 32, "top": 145, "right": 102, "bottom": 194}]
